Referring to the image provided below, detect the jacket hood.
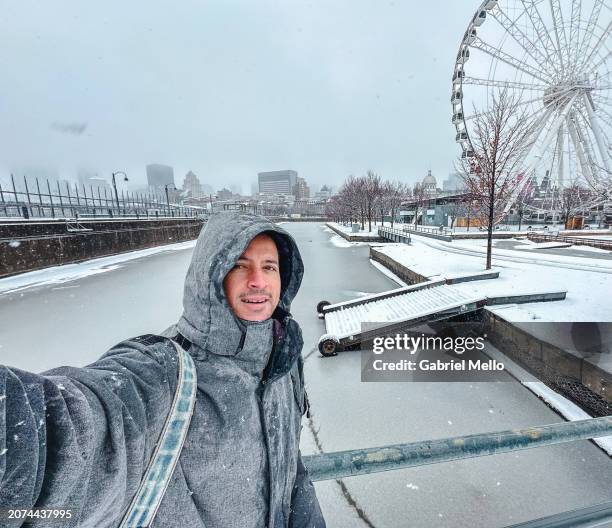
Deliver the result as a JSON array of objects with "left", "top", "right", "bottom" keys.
[{"left": 177, "top": 212, "right": 304, "bottom": 356}]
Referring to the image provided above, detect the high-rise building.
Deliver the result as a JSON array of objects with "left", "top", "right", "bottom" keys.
[
  {"left": 258, "top": 170, "right": 297, "bottom": 196},
  {"left": 146, "top": 164, "right": 175, "bottom": 189},
  {"left": 182, "top": 171, "right": 202, "bottom": 198}
]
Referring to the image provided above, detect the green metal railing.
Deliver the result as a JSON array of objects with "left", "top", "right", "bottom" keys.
[
  {"left": 303, "top": 416, "right": 612, "bottom": 481},
  {"left": 303, "top": 417, "right": 612, "bottom": 527}
]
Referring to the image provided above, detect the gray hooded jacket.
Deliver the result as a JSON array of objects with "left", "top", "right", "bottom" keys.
[{"left": 0, "top": 212, "right": 325, "bottom": 527}]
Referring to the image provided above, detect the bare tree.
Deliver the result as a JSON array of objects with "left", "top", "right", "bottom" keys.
[
  {"left": 363, "top": 170, "right": 381, "bottom": 232},
  {"left": 327, "top": 174, "right": 413, "bottom": 231},
  {"left": 457, "top": 89, "right": 534, "bottom": 269},
  {"left": 385, "top": 181, "right": 409, "bottom": 228},
  {"left": 340, "top": 175, "right": 360, "bottom": 225},
  {"left": 412, "top": 182, "right": 427, "bottom": 227},
  {"left": 559, "top": 178, "right": 593, "bottom": 229},
  {"left": 512, "top": 180, "right": 536, "bottom": 231},
  {"left": 378, "top": 180, "right": 390, "bottom": 227},
  {"left": 445, "top": 195, "right": 468, "bottom": 230}
]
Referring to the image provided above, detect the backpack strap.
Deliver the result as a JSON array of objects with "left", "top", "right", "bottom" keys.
[{"left": 119, "top": 339, "right": 197, "bottom": 528}]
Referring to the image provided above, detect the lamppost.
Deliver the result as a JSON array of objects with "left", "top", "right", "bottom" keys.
[
  {"left": 164, "top": 183, "right": 176, "bottom": 216},
  {"left": 111, "top": 171, "right": 128, "bottom": 214}
]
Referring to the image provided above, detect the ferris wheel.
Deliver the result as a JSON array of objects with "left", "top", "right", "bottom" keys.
[{"left": 452, "top": 0, "right": 612, "bottom": 216}]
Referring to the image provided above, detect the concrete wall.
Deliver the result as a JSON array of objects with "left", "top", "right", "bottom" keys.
[
  {"left": 1, "top": 219, "right": 204, "bottom": 278},
  {"left": 369, "top": 247, "right": 429, "bottom": 284},
  {"left": 482, "top": 310, "right": 611, "bottom": 408}
]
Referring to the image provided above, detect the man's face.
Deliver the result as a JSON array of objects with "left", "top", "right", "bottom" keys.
[{"left": 223, "top": 234, "right": 281, "bottom": 321}]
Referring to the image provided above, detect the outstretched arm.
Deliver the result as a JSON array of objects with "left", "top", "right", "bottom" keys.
[{"left": 0, "top": 338, "right": 177, "bottom": 527}]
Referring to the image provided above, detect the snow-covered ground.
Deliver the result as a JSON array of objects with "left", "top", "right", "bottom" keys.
[
  {"left": 451, "top": 225, "right": 611, "bottom": 235},
  {"left": 375, "top": 236, "right": 612, "bottom": 322},
  {"left": 328, "top": 220, "right": 612, "bottom": 239}
]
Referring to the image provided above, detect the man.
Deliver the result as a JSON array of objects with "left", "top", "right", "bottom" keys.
[{"left": 0, "top": 212, "right": 325, "bottom": 527}]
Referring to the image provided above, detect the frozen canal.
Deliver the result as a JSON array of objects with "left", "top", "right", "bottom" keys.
[{"left": 1, "top": 222, "right": 611, "bottom": 527}]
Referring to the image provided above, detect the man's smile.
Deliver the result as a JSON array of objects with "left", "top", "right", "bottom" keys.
[{"left": 241, "top": 295, "right": 270, "bottom": 305}]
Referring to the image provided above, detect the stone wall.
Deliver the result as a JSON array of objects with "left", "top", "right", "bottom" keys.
[
  {"left": 1, "top": 219, "right": 204, "bottom": 278},
  {"left": 482, "top": 310, "right": 611, "bottom": 411}
]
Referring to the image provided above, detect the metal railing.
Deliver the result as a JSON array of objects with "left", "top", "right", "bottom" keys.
[
  {"left": 404, "top": 224, "right": 454, "bottom": 237},
  {"left": 303, "top": 417, "right": 612, "bottom": 526},
  {"left": 378, "top": 226, "right": 412, "bottom": 243},
  {"left": 303, "top": 416, "right": 612, "bottom": 482},
  {"left": 0, "top": 175, "right": 204, "bottom": 219}
]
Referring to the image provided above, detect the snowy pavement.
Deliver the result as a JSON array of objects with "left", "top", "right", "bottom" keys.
[{"left": 374, "top": 235, "right": 612, "bottom": 322}]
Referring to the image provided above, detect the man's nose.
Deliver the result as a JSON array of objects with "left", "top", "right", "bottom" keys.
[{"left": 247, "top": 268, "right": 266, "bottom": 289}]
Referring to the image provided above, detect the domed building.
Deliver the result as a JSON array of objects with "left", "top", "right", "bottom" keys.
[{"left": 421, "top": 170, "right": 439, "bottom": 198}]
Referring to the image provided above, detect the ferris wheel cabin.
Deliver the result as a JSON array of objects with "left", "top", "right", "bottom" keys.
[
  {"left": 457, "top": 47, "right": 470, "bottom": 64},
  {"left": 472, "top": 11, "right": 487, "bottom": 27},
  {"left": 452, "top": 69, "right": 465, "bottom": 83},
  {"left": 452, "top": 112, "right": 464, "bottom": 125},
  {"left": 463, "top": 29, "right": 477, "bottom": 45}
]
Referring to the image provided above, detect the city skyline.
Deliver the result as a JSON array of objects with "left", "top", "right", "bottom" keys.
[{"left": 1, "top": 165, "right": 453, "bottom": 197}]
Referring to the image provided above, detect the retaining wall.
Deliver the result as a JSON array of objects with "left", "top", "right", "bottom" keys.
[
  {"left": 483, "top": 310, "right": 611, "bottom": 414},
  {"left": 1, "top": 219, "right": 205, "bottom": 278},
  {"left": 369, "top": 247, "right": 429, "bottom": 285}
]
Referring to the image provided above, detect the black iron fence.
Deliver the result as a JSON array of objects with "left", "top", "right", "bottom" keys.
[{"left": 0, "top": 175, "right": 206, "bottom": 219}]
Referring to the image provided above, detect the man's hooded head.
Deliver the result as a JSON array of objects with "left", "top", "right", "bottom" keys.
[
  {"left": 223, "top": 233, "right": 281, "bottom": 321},
  {"left": 176, "top": 212, "right": 304, "bottom": 356}
]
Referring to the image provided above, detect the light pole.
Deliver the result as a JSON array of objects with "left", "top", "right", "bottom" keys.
[
  {"left": 111, "top": 171, "right": 128, "bottom": 214},
  {"left": 164, "top": 183, "right": 176, "bottom": 216}
]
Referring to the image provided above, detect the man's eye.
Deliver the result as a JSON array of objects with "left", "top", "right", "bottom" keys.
[{"left": 265, "top": 266, "right": 278, "bottom": 272}]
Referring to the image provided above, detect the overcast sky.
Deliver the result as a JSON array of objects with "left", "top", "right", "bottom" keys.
[{"left": 1, "top": 1, "right": 475, "bottom": 193}]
